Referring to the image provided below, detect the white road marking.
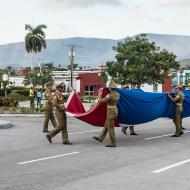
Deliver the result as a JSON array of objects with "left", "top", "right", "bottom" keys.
[
  {"left": 18, "top": 152, "right": 80, "bottom": 165},
  {"left": 152, "top": 159, "right": 190, "bottom": 173},
  {"left": 145, "top": 130, "right": 190, "bottom": 140},
  {"left": 69, "top": 130, "right": 100, "bottom": 135}
]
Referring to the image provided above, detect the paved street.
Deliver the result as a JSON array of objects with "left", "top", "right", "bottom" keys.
[{"left": 0, "top": 116, "right": 190, "bottom": 190}]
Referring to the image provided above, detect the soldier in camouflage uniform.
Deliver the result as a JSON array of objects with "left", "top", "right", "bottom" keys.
[
  {"left": 93, "top": 81, "right": 120, "bottom": 147},
  {"left": 43, "top": 82, "right": 56, "bottom": 133},
  {"left": 46, "top": 82, "right": 72, "bottom": 145}
]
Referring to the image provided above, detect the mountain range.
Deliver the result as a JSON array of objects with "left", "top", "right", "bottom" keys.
[{"left": 0, "top": 33, "right": 190, "bottom": 68}]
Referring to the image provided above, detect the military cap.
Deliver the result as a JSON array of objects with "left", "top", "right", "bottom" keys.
[
  {"left": 109, "top": 81, "right": 117, "bottom": 88},
  {"left": 123, "top": 84, "right": 129, "bottom": 89},
  {"left": 55, "top": 81, "right": 65, "bottom": 88},
  {"left": 46, "top": 81, "right": 53, "bottom": 87},
  {"left": 177, "top": 85, "right": 183, "bottom": 91}
]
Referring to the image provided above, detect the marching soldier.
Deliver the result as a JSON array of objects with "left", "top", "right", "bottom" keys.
[
  {"left": 46, "top": 82, "right": 72, "bottom": 145},
  {"left": 168, "top": 85, "right": 184, "bottom": 137},
  {"left": 93, "top": 81, "right": 120, "bottom": 147},
  {"left": 43, "top": 82, "right": 56, "bottom": 133}
]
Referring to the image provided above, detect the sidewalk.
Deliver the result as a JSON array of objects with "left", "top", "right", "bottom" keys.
[
  {"left": 19, "top": 101, "right": 92, "bottom": 110},
  {"left": 0, "top": 114, "right": 44, "bottom": 117},
  {"left": 0, "top": 103, "right": 93, "bottom": 118}
]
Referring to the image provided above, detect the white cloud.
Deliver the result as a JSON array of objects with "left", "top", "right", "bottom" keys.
[
  {"left": 159, "top": 0, "right": 190, "bottom": 7},
  {"left": 33, "top": 0, "right": 122, "bottom": 8}
]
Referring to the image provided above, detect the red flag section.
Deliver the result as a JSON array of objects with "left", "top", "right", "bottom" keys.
[
  {"left": 65, "top": 89, "right": 119, "bottom": 127},
  {"left": 65, "top": 91, "right": 86, "bottom": 114}
]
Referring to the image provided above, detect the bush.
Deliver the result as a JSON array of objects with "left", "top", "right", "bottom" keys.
[
  {"left": 0, "top": 96, "right": 19, "bottom": 107},
  {"left": 8, "top": 91, "right": 27, "bottom": 102},
  {"left": 10, "top": 86, "right": 27, "bottom": 90},
  {"left": 14, "top": 89, "right": 29, "bottom": 97},
  {"left": 20, "top": 106, "right": 44, "bottom": 113},
  {"left": 35, "top": 104, "right": 45, "bottom": 112},
  {"left": 0, "top": 97, "right": 10, "bottom": 107}
]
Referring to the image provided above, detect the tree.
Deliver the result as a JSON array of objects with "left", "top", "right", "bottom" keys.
[
  {"left": 23, "top": 71, "right": 39, "bottom": 87},
  {"left": 42, "top": 62, "right": 55, "bottom": 70},
  {"left": 0, "top": 69, "right": 8, "bottom": 89},
  {"left": 23, "top": 68, "right": 53, "bottom": 88},
  {"left": 39, "top": 68, "right": 53, "bottom": 88},
  {"left": 103, "top": 34, "right": 180, "bottom": 88},
  {"left": 25, "top": 24, "right": 47, "bottom": 69},
  {"left": 2, "top": 81, "right": 9, "bottom": 97}
]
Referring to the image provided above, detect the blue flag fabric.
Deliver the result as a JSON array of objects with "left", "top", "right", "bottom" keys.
[{"left": 115, "top": 89, "right": 190, "bottom": 125}]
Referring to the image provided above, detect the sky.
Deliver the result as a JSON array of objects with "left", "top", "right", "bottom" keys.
[{"left": 0, "top": 0, "right": 189, "bottom": 45}]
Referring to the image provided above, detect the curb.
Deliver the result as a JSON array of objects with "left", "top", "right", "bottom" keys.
[
  {"left": 0, "top": 114, "right": 73, "bottom": 118},
  {"left": 0, "top": 120, "right": 13, "bottom": 129},
  {"left": 0, "top": 114, "right": 44, "bottom": 117}
]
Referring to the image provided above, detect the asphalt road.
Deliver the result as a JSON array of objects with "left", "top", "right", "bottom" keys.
[{"left": 0, "top": 116, "right": 190, "bottom": 190}]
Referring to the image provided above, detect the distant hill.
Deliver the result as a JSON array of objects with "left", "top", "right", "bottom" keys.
[
  {"left": 0, "top": 34, "right": 190, "bottom": 68},
  {"left": 179, "top": 59, "right": 190, "bottom": 68}
]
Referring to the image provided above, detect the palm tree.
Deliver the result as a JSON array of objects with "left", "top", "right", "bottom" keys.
[
  {"left": 23, "top": 69, "right": 53, "bottom": 88},
  {"left": 25, "top": 24, "right": 47, "bottom": 69},
  {"left": 40, "top": 69, "right": 53, "bottom": 88},
  {"left": 23, "top": 71, "right": 39, "bottom": 87}
]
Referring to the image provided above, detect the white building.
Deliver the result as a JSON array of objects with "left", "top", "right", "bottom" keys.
[
  {"left": 9, "top": 76, "right": 25, "bottom": 87},
  {"left": 8, "top": 70, "right": 165, "bottom": 93}
]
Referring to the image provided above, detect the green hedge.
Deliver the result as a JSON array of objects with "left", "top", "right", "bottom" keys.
[
  {"left": 14, "top": 89, "right": 30, "bottom": 97},
  {"left": 8, "top": 92, "right": 28, "bottom": 101}
]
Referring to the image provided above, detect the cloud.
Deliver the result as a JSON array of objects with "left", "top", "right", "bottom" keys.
[
  {"left": 159, "top": 0, "right": 190, "bottom": 7},
  {"left": 33, "top": 0, "right": 122, "bottom": 8}
]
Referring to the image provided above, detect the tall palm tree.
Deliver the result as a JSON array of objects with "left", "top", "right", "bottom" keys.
[{"left": 25, "top": 24, "right": 47, "bottom": 69}]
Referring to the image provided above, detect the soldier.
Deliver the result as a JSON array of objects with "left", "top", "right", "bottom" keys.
[
  {"left": 46, "top": 82, "right": 72, "bottom": 145},
  {"left": 43, "top": 82, "right": 56, "bottom": 133},
  {"left": 93, "top": 81, "right": 120, "bottom": 147},
  {"left": 168, "top": 85, "right": 184, "bottom": 137}
]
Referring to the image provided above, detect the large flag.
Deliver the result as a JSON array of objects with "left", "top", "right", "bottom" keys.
[
  {"left": 65, "top": 89, "right": 190, "bottom": 126},
  {"left": 66, "top": 89, "right": 108, "bottom": 127}
]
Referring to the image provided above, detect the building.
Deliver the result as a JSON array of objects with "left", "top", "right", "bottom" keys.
[
  {"left": 77, "top": 73, "right": 105, "bottom": 96},
  {"left": 52, "top": 70, "right": 106, "bottom": 95},
  {"left": 7, "top": 68, "right": 176, "bottom": 94},
  {"left": 9, "top": 76, "right": 25, "bottom": 87},
  {"left": 172, "top": 70, "right": 190, "bottom": 87}
]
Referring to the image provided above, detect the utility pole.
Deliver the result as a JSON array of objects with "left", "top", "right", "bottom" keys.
[
  {"left": 66, "top": 44, "right": 82, "bottom": 90},
  {"left": 67, "top": 45, "right": 77, "bottom": 90},
  {"left": 70, "top": 45, "right": 74, "bottom": 89}
]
